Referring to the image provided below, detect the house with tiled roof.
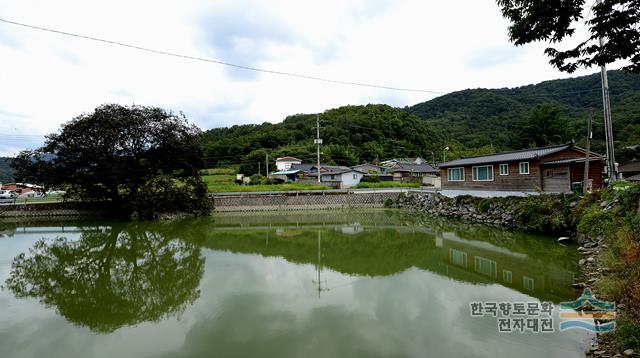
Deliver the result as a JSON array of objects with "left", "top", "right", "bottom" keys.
[{"left": 438, "top": 143, "right": 604, "bottom": 196}]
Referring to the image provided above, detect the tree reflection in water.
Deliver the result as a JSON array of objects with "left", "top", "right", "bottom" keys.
[{"left": 4, "top": 222, "right": 204, "bottom": 333}]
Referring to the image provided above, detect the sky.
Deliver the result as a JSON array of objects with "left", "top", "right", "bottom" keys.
[{"left": 0, "top": 0, "right": 613, "bottom": 156}]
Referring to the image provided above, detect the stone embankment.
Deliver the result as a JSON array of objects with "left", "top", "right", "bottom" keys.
[
  {"left": 212, "top": 191, "right": 402, "bottom": 212},
  {"left": 0, "top": 201, "right": 107, "bottom": 218},
  {"left": 394, "top": 192, "right": 517, "bottom": 226}
]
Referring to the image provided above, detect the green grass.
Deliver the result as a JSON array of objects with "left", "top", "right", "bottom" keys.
[
  {"left": 207, "top": 183, "right": 329, "bottom": 192},
  {"left": 354, "top": 181, "right": 420, "bottom": 189},
  {"left": 200, "top": 166, "right": 239, "bottom": 175},
  {"left": 202, "top": 174, "right": 236, "bottom": 185}
]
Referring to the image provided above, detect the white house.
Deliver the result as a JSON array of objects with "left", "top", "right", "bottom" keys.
[
  {"left": 308, "top": 168, "right": 365, "bottom": 189},
  {"left": 275, "top": 156, "right": 302, "bottom": 171}
]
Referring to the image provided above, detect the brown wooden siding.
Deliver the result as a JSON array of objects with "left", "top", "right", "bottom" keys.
[
  {"left": 569, "top": 161, "right": 603, "bottom": 190},
  {"left": 441, "top": 160, "right": 542, "bottom": 191},
  {"left": 441, "top": 147, "right": 604, "bottom": 192},
  {"left": 541, "top": 166, "right": 571, "bottom": 192}
]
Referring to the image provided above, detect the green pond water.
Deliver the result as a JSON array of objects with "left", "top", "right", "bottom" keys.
[{"left": 0, "top": 210, "right": 592, "bottom": 357}]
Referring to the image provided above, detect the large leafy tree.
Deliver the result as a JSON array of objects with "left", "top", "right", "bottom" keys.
[
  {"left": 4, "top": 222, "right": 205, "bottom": 333},
  {"left": 496, "top": 0, "right": 640, "bottom": 72},
  {"left": 514, "top": 104, "right": 574, "bottom": 147},
  {"left": 13, "top": 104, "right": 211, "bottom": 217}
]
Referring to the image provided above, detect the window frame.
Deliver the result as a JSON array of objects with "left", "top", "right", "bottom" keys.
[
  {"left": 519, "top": 162, "right": 530, "bottom": 175},
  {"left": 472, "top": 165, "right": 494, "bottom": 182},
  {"left": 499, "top": 163, "right": 509, "bottom": 176},
  {"left": 447, "top": 167, "right": 465, "bottom": 182}
]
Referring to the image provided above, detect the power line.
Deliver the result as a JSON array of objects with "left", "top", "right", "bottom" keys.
[{"left": 0, "top": 17, "right": 444, "bottom": 95}]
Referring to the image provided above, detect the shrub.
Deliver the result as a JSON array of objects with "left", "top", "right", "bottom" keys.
[
  {"left": 249, "top": 174, "right": 266, "bottom": 185},
  {"left": 477, "top": 198, "right": 492, "bottom": 213},
  {"left": 512, "top": 194, "right": 570, "bottom": 233},
  {"left": 383, "top": 198, "right": 393, "bottom": 208},
  {"left": 360, "top": 175, "right": 381, "bottom": 183},
  {"left": 577, "top": 205, "right": 619, "bottom": 238}
]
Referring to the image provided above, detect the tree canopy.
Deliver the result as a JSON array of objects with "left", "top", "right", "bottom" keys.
[
  {"left": 13, "top": 104, "right": 211, "bottom": 217},
  {"left": 496, "top": 0, "right": 640, "bottom": 73},
  {"left": 514, "top": 104, "right": 574, "bottom": 148}
]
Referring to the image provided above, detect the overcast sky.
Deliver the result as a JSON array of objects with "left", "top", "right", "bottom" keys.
[{"left": 0, "top": 0, "right": 611, "bottom": 156}]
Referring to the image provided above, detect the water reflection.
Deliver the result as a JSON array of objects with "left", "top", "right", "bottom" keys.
[
  {"left": 200, "top": 211, "right": 579, "bottom": 302},
  {"left": 5, "top": 211, "right": 577, "bottom": 338},
  {"left": 4, "top": 222, "right": 204, "bottom": 333}
]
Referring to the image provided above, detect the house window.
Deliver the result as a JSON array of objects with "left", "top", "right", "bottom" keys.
[
  {"left": 503, "top": 270, "right": 513, "bottom": 283},
  {"left": 330, "top": 174, "right": 335, "bottom": 180},
  {"left": 475, "top": 256, "right": 497, "bottom": 278},
  {"left": 353, "top": 174, "right": 357, "bottom": 180},
  {"left": 472, "top": 165, "right": 494, "bottom": 181},
  {"left": 447, "top": 167, "right": 464, "bottom": 181},
  {"left": 523, "top": 276, "right": 535, "bottom": 291},
  {"left": 545, "top": 169, "right": 553, "bottom": 177},
  {"left": 499, "top": 163, "right": 509, "bottom": 176},
  {"left": 519, "top": 162, "right": 530, "bottom": 175},
  {"left": 449, "top": 249, "right": 467, "bottom": 267}
]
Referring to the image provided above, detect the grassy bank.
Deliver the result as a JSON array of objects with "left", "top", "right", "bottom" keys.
[
  {"left": 206, "top": 182, "right": 329, "bottom": 192},
  {"left": 572, "top": 182, "right": 640, "bottom": 351},
  {"left": 510, "top": 184, "right": 640, "bottom": 351},
  {"left": 202, "top": 167, "right": 329, "bottom": 192}
]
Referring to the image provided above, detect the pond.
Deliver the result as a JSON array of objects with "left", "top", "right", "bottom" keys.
[{"left": 0, "top": 210, "right": 592, "bottom": 358}]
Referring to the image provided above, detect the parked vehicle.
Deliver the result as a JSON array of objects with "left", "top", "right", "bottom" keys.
[
  {"left": 18, "top": 191, "right": 44, "bottom": 198},
  {"left": 0, "top": 190, "right": 18, "bottom": 199}
]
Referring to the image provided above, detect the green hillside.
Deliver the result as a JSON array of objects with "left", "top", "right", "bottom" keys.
[
  {"left": 404, "top": 70, "right": 640, "bottom": 156},
  {"left": 202, "top": 71, "right": 640, "bottom": 174},
  {"left": 202, "top": 104, "right": 446, "bottom": 175}
]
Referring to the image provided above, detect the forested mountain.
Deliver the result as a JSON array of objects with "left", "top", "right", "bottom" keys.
[
  {"left": 202, "top": 105, "right": 448, "bottom": 174},
  {"left": 404, "top": 70, "right": 640, "bottom": 156},
  {"left": 0, "top": 157, "right": 15, "bottom": 183},
  {"left": 201, "top": 70, "right": 640, "bottom": 174}
]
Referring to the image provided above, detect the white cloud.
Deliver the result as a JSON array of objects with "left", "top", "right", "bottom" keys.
[{"left": 0, "top": 0, "right": 616, "bottom": 156}]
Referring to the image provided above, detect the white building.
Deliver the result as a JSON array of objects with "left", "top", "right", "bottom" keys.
[
  {"left": 309, "top": 168, "right": 365, "bottom": 189},
  {"left": 275, "top": 156, "right": 302, "bottom": 171}
]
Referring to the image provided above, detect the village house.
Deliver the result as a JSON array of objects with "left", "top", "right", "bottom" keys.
[
  {"left": 0, "top": 183, "right": 44, "bottom": 194},
  {"left": 380, "top": 157, "right": 428, "bottom": 167},
  {"left": 307, "top": 167, "right": 365, "bottom": 189},
  {"left": 272, "top": 162, "right": 366, "bottom": 188},
  {"left": 274, "top": 156, "right": 302, "bottom": 171},
  {"left": 380, "top": 158, "right": 439, "bottom": 185},
  {"left": 618, "top": 159, "right": 640, "bottom": 181},
  {"left": 438, "top": 143, "right": 604, "bottom": 197},
  {"left": 351, "top": 163, "right": 386, "bottom": 174}
]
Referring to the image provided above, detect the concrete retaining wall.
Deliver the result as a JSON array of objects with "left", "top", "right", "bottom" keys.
[{"left": 213, "top": 191, "right": 401, "bottom": 212}]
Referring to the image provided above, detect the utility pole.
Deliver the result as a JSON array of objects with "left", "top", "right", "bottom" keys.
[
  {"left": 265, "top": 153, "right": 269, "bottom": 179},
  {"left": 258, "top": 161, "right": 261, "bottom": 176},
  {"left": 583, "top": 114, "right": 593, "bottom": 194},
  {"left": 597, "top": 0, "right": 617, "bottom": 184},
  {"left": 314, "top": 114, "right": 322, "bottom": 184}
]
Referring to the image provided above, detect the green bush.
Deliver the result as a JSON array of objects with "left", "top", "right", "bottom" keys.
[
  {"left": 577, "top": 205, "right": 619, "bottom": 238},
  {"left": 384, "top": 198, "right": 393, "bottom": 208},
  {"left": 360, "top": 175, "right": 381, "bottom": 183},
  {"left": 512, "top": 195, "right": 570, "bottom": 234},
  {"left": 477, "top": 198, "right": 492, "bottom": 213},
  {"left": 249, "top": 174, "right": 266, "bottom": 185}
]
